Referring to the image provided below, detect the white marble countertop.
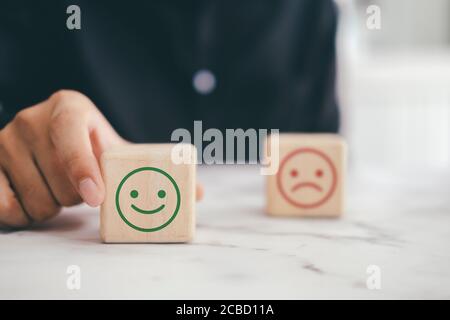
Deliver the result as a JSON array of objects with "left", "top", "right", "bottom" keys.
[{"left": 1, "top": 165, "right": 449, "bottom": 299}]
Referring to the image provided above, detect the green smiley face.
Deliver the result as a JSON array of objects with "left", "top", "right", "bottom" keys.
[
  {"left": 130, "top": 188, "right": 166, "bottom": 214},
  {"left": 115, "top": 167, "right": 181, "bottom": 232}
]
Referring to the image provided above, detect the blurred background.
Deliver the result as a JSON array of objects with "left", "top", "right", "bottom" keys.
[{"left": 336, "top": 0, "right": 450, "bottom": 174}]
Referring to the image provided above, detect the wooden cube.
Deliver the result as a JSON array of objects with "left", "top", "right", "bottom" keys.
[
  {"left": 100, "top": 144, "right": 196, "bottom": 243},
  {"left": 266, "top": 134, "right": 346, "bottom": 217}
]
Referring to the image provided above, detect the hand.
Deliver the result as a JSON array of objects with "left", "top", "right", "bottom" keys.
[
  {"left": 0, "top": 90, "right": 126, "bottom": 227},
  {"left": 0, "top": 90, "right": 203, "bottom": 228}
]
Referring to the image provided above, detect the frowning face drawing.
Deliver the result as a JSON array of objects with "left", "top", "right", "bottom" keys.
[{"left": 276, "top": 148, "right": 337, "bottom": 209}]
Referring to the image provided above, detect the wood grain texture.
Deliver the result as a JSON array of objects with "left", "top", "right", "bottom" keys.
[
  {"left": 100, "top": 144, "right": 196, "bottom": 243},
  {"left": 266, "top": 134, "right": 346, "bottom": 217}
]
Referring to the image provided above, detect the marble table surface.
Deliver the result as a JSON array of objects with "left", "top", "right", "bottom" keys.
[{"left": 1, "top": 165, "right": 449, "bottom": 299}]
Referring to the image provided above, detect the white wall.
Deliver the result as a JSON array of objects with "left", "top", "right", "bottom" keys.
[
  {"left": 350, "top": 0, "right": 450, "bottom": 49},
  {"left": 336, "top": 0, "right": 450, "bottom": 173}
]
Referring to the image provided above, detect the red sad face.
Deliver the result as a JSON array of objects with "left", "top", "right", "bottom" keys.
[{"left": 277, "top": 148, "right": 337, "bottom": 209}]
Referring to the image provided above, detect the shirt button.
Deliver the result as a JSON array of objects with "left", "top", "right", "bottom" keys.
[{"left": 192, "top": 69, "right": 216, "bottom": 95}]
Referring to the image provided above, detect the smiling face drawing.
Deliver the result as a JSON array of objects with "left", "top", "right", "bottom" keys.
[
  {"left": 277, "top": 148, "right": 337, "bottom": 209},
  {"left": 129, "top": 188, "right": 167, "bottom": 214},
  {"left": 115, "top": 167, "right": 181, "bottom": 232}
]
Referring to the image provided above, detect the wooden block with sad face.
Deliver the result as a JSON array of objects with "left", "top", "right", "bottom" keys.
[
  {"left": 266, "top": 134, "right": 346, "bottom": 217},
  {"left": 100, "top": 144, "right": 196, "bottom": 243}
]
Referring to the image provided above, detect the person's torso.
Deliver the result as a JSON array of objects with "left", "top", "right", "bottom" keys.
[{"left": 0, "top": 0, "right": 339, "bottom": 141}]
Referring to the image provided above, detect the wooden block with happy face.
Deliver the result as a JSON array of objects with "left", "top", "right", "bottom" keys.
[
  {"left": 266, "top": 134, "right": 346, "bottom": 217},
  {"left": 100, "top": 144, "right": 196, "bottom": 243}
]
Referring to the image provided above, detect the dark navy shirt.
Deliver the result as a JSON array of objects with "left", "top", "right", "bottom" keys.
[{"left": 0, "top": 0, "right": 339, "bottom": 142}]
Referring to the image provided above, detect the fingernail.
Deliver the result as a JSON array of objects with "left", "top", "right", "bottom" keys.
[{"left": 79, "top": 178, "right": 102, "bottom": 207}]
